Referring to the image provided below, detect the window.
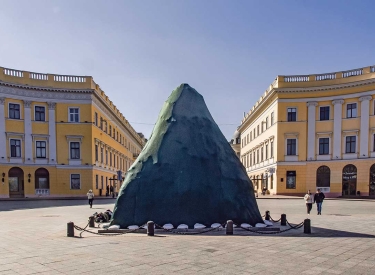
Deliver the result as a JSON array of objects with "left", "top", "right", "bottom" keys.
[
  {"left": 253, "top": 129, "right": 256, "bottom": 138},
  {"left": 95, "top": 145, "right": 98, "bottom": 161},
  {"left": 71, "top": 174, "right": 81, "bottom": 190},
  {"left": 261, "top": 123, "right": 264, "bottom": 133},
  {"left": 319, "top": 138, "right": 329, "bottom": 155},
  {"left": 104, "top": 121, "right": 107, "bottom": 133},
  {"left": 316, "top": 166, "right": 330, "bottom": 188},
  {"left": 110, "top": 152, "right": 112, "bottom": 166},
  {"left": 35, "top": 106, "right": 46, "bottom": 121},
  {"left": 70, "top": 142, "right": 80, "bottom": 159},
  {"left": 270, "top": 141, "right": 274, "bottom": 158},
  {"left": 261, "top": 147, "right": 264, "bottom": 162},
  {"left": 265, "top": 144, "right": 268, "bottom": 160},
  {"left": 101, "top": 176, "right": 104, "bottom": 189},
  {"left": 257, "top": 125, "right": 259, "bottom": 136},
  {"left": 287, "top": 108, "right": 297, "bottom": 121},
  {"left": 114, "top": 154, "right": 116, "bottom": 167},
  {"left": 36, "top": 141, "right": 46, "bottom": 158},
  {"left": 265, "top": 117, "right": 268, "bottom": 129},
  {"left": 106, "top": 150, "right": 108, "bottom": 164},
  {"left": 320, "top": 106, "right": 330, "bottom": 121},
  {"left": 247, "top": 134, "right": 249, "bottom": 144},
  {"left": 253, "top": 152, "right": 255, "bottom": 164},
  {"left": 345, "top": 136, "right": 356, "bottom": 153},
  {"left": 120, "top": 134, "right": 122, "bottom": 144},
  {"left": 256, "top": 149, "right": 259, "bottom": 164},
  {"left": 250, "top": 132, "right": 252, "bottom": 141},
  {"left": 346, "top": 103, "right": 357, "bottom": 118},
  {"left": 100, "top": 147, "right": 103, "bottom": 162},
  {"left": 271, "top": 112, "right": 274, "bottom": 125},
  {"left": 109, "top": 125, "right": 112, "bottom": 136},
  {"left": 95, "top": 174, "right": 99, "bottom": 189},
  {"left": 287, "top": 139, "right": 296, "bottom": 155},
  {"left": 249, "top": 153, "right": 252, "bottom": 166},
  {"left": 286, "top": 171, "right": 296, "bottom": 189},
  {"left": 113, "top": 129, "right": 115, "bottom": 138},
  {"left": 69, "top": 108, "right": 79, "bottom": 122},
  {"left": 9, "top": 103, "right": 20, "bottom": 119},
  {"left": 100, "top": 117, "right": 103, "bottom": 129},
  {"left": 94, "top": 112, "right": 98, "bottom": 126},
  {"left": 10, "top": 139, "right": 21, "bottom": 157}
]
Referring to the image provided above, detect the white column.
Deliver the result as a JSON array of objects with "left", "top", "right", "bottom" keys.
[
  {"left": 0, "top": 98, "right": 6, "bottom": 162},
  {"left": 24, "top": 100, "right": 33, "bottom": 163},
  {"left": 332, "top": 99, "right": 344, "bottom": 159},
  {"left": 359, "top": 96, "right": 372, "bottom": 158},
  {"left": 307, "top": 102, "right": 318, "bottom": 160},
  {"left": 48, "top": 102, "right": 57, "bottom": 164}
]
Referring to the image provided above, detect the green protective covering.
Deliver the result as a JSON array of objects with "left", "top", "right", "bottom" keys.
[{"left": 111, "top": 84, "right": 263, "bottom": 228}]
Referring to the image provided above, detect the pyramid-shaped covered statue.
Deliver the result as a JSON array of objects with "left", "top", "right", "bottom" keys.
[{"left": 111, "top": 84, "right": 263, "bottom": 228}]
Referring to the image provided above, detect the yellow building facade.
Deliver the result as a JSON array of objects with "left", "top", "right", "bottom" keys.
[
  {"left": 0, "top": 66, "right": 145, "bottom": 198},
  {"left": 236, "top": 65, "right": 375, "bottom": 197}
]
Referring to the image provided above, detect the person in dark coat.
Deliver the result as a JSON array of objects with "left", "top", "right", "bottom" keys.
[
  {"left": 106, "top": 185, "right": 109, "bottom": 197},
  {"left": 314, "top": 189, "right": 325, "bottom": 215}
]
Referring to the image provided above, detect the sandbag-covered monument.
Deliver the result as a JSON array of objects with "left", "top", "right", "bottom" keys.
[{"left": 111, "top": 84, "right": 263, "bottom": 228}]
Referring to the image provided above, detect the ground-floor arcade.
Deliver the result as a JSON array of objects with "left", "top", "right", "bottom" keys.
[{"left": 248, "top": 159, "right": 375, "bottom": 197}]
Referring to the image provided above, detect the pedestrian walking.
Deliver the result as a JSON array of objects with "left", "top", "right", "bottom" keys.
[
  {"left": 304, "top": 190, "right": 314, "bottom": 215},
  {"left": 106, "top": 185, "right": 109, "bottom": 197},
  {"left": 314, "top": 188, "right": 325, "bottom": 215},
  {"left": 87, "top": 189, "right": 94, "bottom": 208}
]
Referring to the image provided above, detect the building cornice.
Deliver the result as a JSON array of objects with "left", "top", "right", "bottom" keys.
[
  {"left": 0, "top": 80, "right": 92, "bottom": 93},
  {"left": 0, "top": 81, "right": 93, "bottom": 100},
  {"left": 276, "top": 78, "right": 375, "bottom": 94}
]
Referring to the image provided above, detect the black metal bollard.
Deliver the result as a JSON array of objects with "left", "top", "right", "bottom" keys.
[
  {"left": 304, "top": 219, "right": 311, "bottom": 234},
  {"left": 281, "top": 214, "right": 286, "bottom": 226},
  {"left": 89, "top": 216, "right": 95, "bottom": 227},
  {"left": 265, "top": 211, "right": 270, "bottom": 220},
  {"left": 226, "top": 220, "right": 233, "bottom": 235},
  {"left": 67, "top": 222, "right": 74, "bottom": 237},
  {"left": 147, "top": 221, "right": 154, "bottom": 236}
]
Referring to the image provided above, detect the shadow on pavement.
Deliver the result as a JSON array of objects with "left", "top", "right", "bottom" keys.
[{"left": 0, "top": 198, "right": 116, "bottom": 211}]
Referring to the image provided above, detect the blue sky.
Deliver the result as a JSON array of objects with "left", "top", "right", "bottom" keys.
[{"left": 0, "top": 0, "right": 374, "bottom": 140}]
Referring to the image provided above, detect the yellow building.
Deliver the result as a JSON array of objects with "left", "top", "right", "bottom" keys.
[
  {"left": 0, "top": 66, "right": 146, "bottom": 198},
  {"left": 236, "top": 65, "right": 375, "bottom": 197}
]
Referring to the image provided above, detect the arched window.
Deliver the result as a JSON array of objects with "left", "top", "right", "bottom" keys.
[
  {"left": 316, "top": 166, "right": 330, "bottom": 190},
  {"left": 369, "top": 164, "right": 375, "bottom": 196},
  {"left": 342, "top": 164, "right": 357, "bottom": 196},
  {"left": 35, "top": 168, "right": 49, "bottom": 189}
]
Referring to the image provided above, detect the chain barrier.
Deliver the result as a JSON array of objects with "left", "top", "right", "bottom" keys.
[
  {"left": 239, "top": 220, "right": 305, "bottom": 234},
  {"left": 269, "top": 216, "right": 281, "bottom": 223},
  {"left": 72, "top": 214, "right": 305, "bottom": 237},
  {"left": 73, "top": 223, "right": 146, "bottom": 237},
  {"left": 154, "top": 223, "right": 226, "bottom": 235}
]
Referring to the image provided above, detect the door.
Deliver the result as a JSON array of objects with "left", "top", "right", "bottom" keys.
[{"left": 8, "top": 167, "right": 24, "bottom": 198}]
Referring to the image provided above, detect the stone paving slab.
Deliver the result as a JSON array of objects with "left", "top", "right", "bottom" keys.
[{"left": 1, "top": 198, "right": 375, "bottom": 274}]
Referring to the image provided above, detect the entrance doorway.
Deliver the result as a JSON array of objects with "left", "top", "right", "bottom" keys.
[
  {"left": 369, "top": 164, "right": 375, "bottom": 196},
  {"left": 342, "top": 164, "right": 357, "bottom": 196},
  {"left": 9, "top": 167, "right": 24, "bottom": 198}
]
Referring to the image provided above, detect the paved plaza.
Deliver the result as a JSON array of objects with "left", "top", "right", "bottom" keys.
[{"left": 1, "top": 197, "right": 375, "bottom": 274}]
